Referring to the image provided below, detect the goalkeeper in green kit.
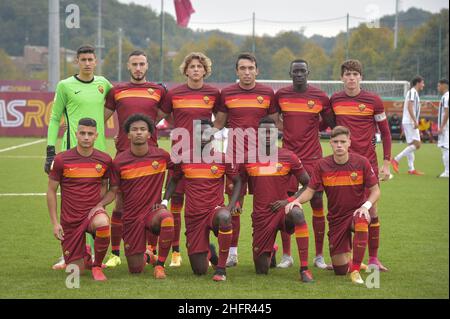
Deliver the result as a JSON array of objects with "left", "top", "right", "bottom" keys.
[{"left": 44, "top": 45, "right": 112, "bottom": 270}]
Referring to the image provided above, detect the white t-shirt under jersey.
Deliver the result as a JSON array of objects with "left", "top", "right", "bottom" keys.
[{"left": 402, "top": 87, "right": 421, "bottom": 125}]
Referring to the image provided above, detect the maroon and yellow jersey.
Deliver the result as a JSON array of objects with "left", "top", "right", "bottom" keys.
[
  {"left": 173, "top": 151, "right": 238, "bottom": 217},
  {"left": 110, "top": 147, "right": 173, "bottom": 224},
  {"left": 245, "top": 148, "right": 306, "bottom": 214},
  {"left": 275, "top": 85, "right": 331, "bottom": 162},
  {"left": 218, "top": 83, "right": 276, "bottom": 155},
  {"left": 330, "top": 90, "right": 385, "bottom": 162},
  {"left": 309, "top": 153, "right": 378, "bottom": 223},
  {"left": 218, "top": 83, "right": 276, "bottom": 130},
  {"left": 161, "top": 84, "right": 220, "bottom": 146},
  {"left": 49, "top": 148, "right": 112, "bottom": 226},
  {"left": 105, "top": 82, "right": 166, "bottom": 152}
]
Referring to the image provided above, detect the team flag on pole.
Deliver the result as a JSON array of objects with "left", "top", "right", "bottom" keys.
[{"left": 174, "top": 0, "right": 195, "bottom": 28}]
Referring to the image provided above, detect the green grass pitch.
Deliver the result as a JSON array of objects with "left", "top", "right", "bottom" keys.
[{"left": 0, "top": 137, "right": 448, "bottom": 299}]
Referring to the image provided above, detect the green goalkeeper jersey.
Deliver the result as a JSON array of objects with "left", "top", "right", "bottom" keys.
[{"left": 47, "top": 75, "right": 113, "bottom": 152}]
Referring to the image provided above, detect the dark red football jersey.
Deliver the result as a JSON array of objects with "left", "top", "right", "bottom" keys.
[
  {"left": 245, "top": 148, "right": 306, "bottom": 214},
  {"left": 330, "top": 90, "right": 385, "bottom": 163},
  {"left": 49, "top": 148, "right": 112, "bottom": 226},
  {"left": 218, "top": 83, "right": 276, "bottom": 157},
  {"left": 110, "top": 147, "right": 173, "bottom": 224},
  {"left": 161, "top": 84, "right": 220, "bottom": 147},
  {"left": 309, "top": 153, "right": 378, "bottom": 223},
  {"left": 275, "top": 85, "right": 331, "bottom": 162},
  {"left": 105, "top": 82, "right": 166, "bottom": 152},
  {"left": 173, "top": 151, "right": 238, "bottom": 218}
]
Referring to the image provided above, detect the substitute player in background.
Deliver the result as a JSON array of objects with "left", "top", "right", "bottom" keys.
[
  {"left": 47, "top": 118, "right": 112, "bottom": 281},
  {"left": 286, "top": 126, "right": 381, "bottom": 284},
  {"left": 391, "top": 76, "right": 426, "bottom": 175},
  {"left": 91, "top": 114, "right": 174, "bottom": 278},
  {"left": 437, "top": 79, "right": 449, "bottom": 178},
  {"left": 246, "top": 117, "right": 313, "bottom": 282},
  {"left": 158, "top": 52, "right": 220, "bottom": 267},
  {"left": 274, "top": 59, "right": 334, "bottom": 270},
  {"left": 214, "top": 53, "right": 279, "bottom": 267},
  {"left": 163, "top": 119, "right": 242, "bottom": 281},
  {"left": 330, "top": 59, "right": 390, "bottom": 271},
  {"left": 45, "top": 45, "right": 113, "bottom": 270},
  {"left": 103, "top": 50, "right": 167, "bottom": 267}
]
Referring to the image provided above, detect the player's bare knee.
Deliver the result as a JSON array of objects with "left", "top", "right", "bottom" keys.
[
  {"left": 217, "top": 210, "right": 232, "bottom": 227},
  {"left": 414, "top": 140, "right": 421, "bottom": 149},
  {"left": 255, "top": 263, "right": 269, "bottom": 275},
  {"left": 254, "top": 254, "right": 269, "bottom": 274},
  {"left": 333, "top": 263, "right": 349, "bottom": 276},
  {"left": 92, "top": 213, "right": 110, "bottom": 229},
  {"left": 192, "top": 264, "right": 208, "bottom": 276},
  {"left": 190, "top": 254, "right": 208, "bottom": 275},
  {"left": 289, "top": 206, "right": 305, "bottom": 225},
  {"left": 128, "top": 265, "right": 144, "bottom": 274}
]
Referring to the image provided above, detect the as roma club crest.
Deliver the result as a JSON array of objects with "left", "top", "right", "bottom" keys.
[
  {"left": 203, "top": 96, "right": 210, "bottom": 104},
  {"left": 98, "top": 85, "right": 104, "bottom": 94},
  {"left": 152, "top": 161, "right": 160, "bottom": 169},
  {"left": 358, "top": 104, "right": 366, "bottom": 112},
  {"left": 307, "top": 100, "right": 315, "bottom": 109},
  {"left": 257, "top": 96, "right": 264, "bottom": 104},
  {"left": 64, "top": 250, "right": 70, "bottom": 256},
  {"left": 147, "top": 88, "right": 155, "bottom": 95},
  {"left": 95, "top": 164, "right": 103, "bottom": 173},
  {"left": 350, "top": 172, "right": 358, "bottom": 181},
  {"left": 210, "top": 165, "right": 218, "bottom": 174},
  {"left": 276, "top": 163, "right": 283, "bottom": 172}
]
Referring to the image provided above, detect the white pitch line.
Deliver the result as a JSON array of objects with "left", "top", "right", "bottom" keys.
[
  {"left": 0, "top": 193, "right": 60, "bottom": 196},
  {"left": 0, "top": 139, "right": 46, "bottom": 153}
]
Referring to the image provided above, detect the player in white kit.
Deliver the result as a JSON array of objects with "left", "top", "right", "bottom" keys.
[
  {"left": 437, "top": 79, "right": 449, "bottom": 178},
  {"left": 391, "top": 76, "right": 425, "bottom": 175}
]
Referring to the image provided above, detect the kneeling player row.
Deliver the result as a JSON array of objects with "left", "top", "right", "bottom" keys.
[{"left": 48, "top": 115, "right": 380, "bottom": 284}]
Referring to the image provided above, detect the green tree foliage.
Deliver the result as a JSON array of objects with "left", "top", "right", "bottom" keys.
[
  {"left": 0, "top": 49, "right": 20, "bottom": 80},
  {"left": 0, "top": 1, "right": 447, "bottom": 87},
  {"left": 271, "top": 47, "right": 295, "bottom": 80},
  {"left": 203, "top": 35, "right": 238, "bottom": 82},
  {"left": 300, "top": 41, "right": 332, "bottom": 80},
  {"left": 394, "top": 9, "right": 449, "bottom": 94},
  {"left": 102, "top": 37, "right": 134, "bottom": 82}
]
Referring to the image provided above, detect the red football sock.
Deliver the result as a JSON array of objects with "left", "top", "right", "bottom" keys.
[
  {"left": 281, "top": 231, "right": 291, "bottom": 256},
  {"left": 157, "top": 214, "right": 174, "bottom": 265},
  {"left": 170, "top": 194, "right": 183, "bottom": 250},
  {"left": 217, "top": 224, "right": 233, "bottom": 269},
  {"left": 231, "top": 214, "right": 240, "bottom": 248},
  {"left": 147, "top": 231, "right": 158, "bottom": 253},
  {"left": 368, "top": 216, "right": 380, "bottom": 259},
  {"left": 311, "top": 196, "right": 325, "bottom": 257},
  {"left": 294, "top": 222, "right": 309, "bottom": 268},
  {"left": 352, "top": 216, "right": 369, "bottom": 272},
  {"left": 110, "top": 210, "right": 123, "bottom": 255},
  {"left": 94, "top": 226, "right": 110, "bottom": 267}
]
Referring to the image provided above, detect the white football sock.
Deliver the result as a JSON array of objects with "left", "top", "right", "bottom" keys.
[
  {"left": 443, "top": 148, "right": 449, "bottom": 174},
  {"left": 407, "top": 151, "right": 415, "bottom": 171},
  {"left": 395, "top": 144, "right": 416, "bottom": 162},
  {"left": 229, "top": 247, "right": 237, "bottom": 255}
]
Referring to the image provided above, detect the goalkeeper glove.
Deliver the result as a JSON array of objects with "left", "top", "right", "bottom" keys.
[{"left": 44, "top": 145, "right": 56, "bottom": 174}]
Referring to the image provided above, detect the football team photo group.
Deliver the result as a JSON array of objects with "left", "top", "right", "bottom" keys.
[{"left": 0, "top": 0, "right": 448, "bottom": 302}]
